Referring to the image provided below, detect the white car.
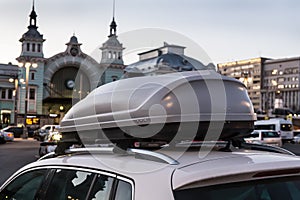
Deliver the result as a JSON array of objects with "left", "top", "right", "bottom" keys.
[
  {"left": 0, "top": 129, "right": 14, "bottom": 142},
  {"left": 0, "top": 142, "right": 299, "bottom": 199},
  {"left": 34, "top": 125, "right": 60, "bottom": 141},
  {"left": 244, "top": 130, "right": 282, "bottom": 147}
]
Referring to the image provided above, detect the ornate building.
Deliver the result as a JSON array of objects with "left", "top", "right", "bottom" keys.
[
  {"left": 0, "top": 63, "right": 19, "bottom": 127},
  {"left": 10, "top": 3, "right": 125, "bottom": 128},
  {"left": 124, "top": 42, "right": 215, "bottom": 78}
]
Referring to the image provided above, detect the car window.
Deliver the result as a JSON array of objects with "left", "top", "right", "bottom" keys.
[
  {"left": 88, "top": 174, "right": 114, "bottom": 200},
  {"left": 250, "top": 133, "right": 259, "bottom": 138},
  {"left": 173, "top": 176, "right": 300, "bottom": 200},
  {"left": 254, "top": 124, "right": 275, "bottom": 130},
  {"left": 114, "top": 180, "right": 133, "bottom": 200},
  {"left": 0, "top": 169, "right": 47, "bottom": 200},
  {"left": 262, "top": 131, "right": 280, "bottom": 138},
  {"left": 45, "top": 169, "right": 95, "bottom": 200}
]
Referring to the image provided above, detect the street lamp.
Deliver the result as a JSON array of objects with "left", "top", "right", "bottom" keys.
[
  {"left": 18, "top": 61, "right": 38, "bottom": 138},
  {"left": 59, "top": 105, "right": 65, "bottom": 123},
  {"left": 9, "top": 76, "right": 19, "bottom": 126}
]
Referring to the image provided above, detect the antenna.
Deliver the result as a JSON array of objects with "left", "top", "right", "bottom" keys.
[
  {"left": 112, "top": 0, "right": 115, "bottom": 19},
  {"left": 32, "top": 0, "right": 35, "bottom": 10}
]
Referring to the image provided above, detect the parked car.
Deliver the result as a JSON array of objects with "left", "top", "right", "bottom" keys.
[
  {"left": 0, "top": 129, "right": 14, "bottom": 142},
  {"left": 33, "top": 125, "right": 60, "bottom": 141},
  {"left": 244, "top": 130, "right": 282, "bottom": 147},
  {"left": 1, "top": 126, "right": 23, "bottom": 138}
]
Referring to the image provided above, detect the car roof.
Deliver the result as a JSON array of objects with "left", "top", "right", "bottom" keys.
[{"left": 18, "top": 145, "right": 300, "bottom": 191}]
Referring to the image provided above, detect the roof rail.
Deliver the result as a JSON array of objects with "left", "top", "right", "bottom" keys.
[
  {"left": 175, "top": 141, "right": 229, "bottom": 148},
  {"left": 128, "top": 148, "right": 179, "bottom": 165},
  {"left": 38, "top": 152, "right": 56, "bottom": 161},
  {"left": 38, "top": 146, "right": 179, "bottom": 165},
  {"left": 240, "top": 142, "right": 295, "bottom": 156}
]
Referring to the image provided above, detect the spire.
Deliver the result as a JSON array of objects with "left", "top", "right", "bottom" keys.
[
  {"left": 109, "top": 17, "right": 117, "bottom": 36},
  {"left": 18, "top": 0, "right": 45, "bottom": 59},
  {"left": 109, "top": 0, "right": 117, "bottom": 36},
  {"left": 29, "top": 0, "right": 37, "bottom": 27}
]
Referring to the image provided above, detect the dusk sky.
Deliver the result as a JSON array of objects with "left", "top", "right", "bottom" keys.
[{"left": 1, "top": 0, "right": 300, "bottom": 66}]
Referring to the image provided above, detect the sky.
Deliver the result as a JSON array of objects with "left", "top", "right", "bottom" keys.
[{"left": 0, "top": 0, "right": 300, "bottom": 66}]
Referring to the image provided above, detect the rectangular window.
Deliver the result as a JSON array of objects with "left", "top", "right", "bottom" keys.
[
  {"left": 26, "top": 43, "right": 30, "bottom": 51},
  {"left": 31, "top": 72, "right": 35, "bottom": 80},
  {"left": 8, "top": 89, "right": 13, "bottom": 99},
  {"left": 29, "top": 88, "right": 35, "bottom": 100},
  {"left": 32, "top": 44, "right": 36, "bottom": 52},
  {"left": 1, "top": 89, "right": 6, "bottom": 99},
  {"left": 37, "top": 44, "right": 41, "bottom": 52}
]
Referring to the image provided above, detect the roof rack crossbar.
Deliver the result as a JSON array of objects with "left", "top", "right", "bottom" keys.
[{"left": 128, "top": 148, "right": 179, "bottom": 165}]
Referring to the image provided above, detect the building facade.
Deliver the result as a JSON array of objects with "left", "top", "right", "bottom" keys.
[
  {"left": 218, "top": 57, "right": 300, "bottom": 115},
  {"left": 124, "top": 42, "right": 215, "bottom": 78},
  {"left": 217, "top": 58, "right": 268, "bottom": 112},
  {"left": 262, "top": 58, "right": 300, "bottom": 113},
  {"left": 0, "top": 4, "right": 125, "bottom": 128},
  {"left": 0, "top": 63, "right": 19, "bottom": 127}
]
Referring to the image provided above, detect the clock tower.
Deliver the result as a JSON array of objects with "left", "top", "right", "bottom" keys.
[
  {"left": 99, "top": 10, "right": 126, "bottom": 83},
  {"left": 65, "top": 34, "right": 82, "bottom": 57},
  {"left": 16, "top": 1, "right": 45, "bottom": 121}
]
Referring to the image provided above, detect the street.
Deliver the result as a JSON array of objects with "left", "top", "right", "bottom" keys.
[{"left": 0, "top": 138, "right": 40, "bottom": 185}]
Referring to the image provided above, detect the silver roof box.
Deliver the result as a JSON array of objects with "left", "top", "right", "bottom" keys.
[{"left": 60, "top": 70, "right": 256, "bottom": 147}]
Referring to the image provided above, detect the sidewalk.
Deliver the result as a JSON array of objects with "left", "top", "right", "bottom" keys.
[{"left": 14, "top": 137, "right": 36, "bottom": 142}]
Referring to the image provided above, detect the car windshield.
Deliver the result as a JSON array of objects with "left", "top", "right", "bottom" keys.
[
  {"left": 254, "top": 124, "right": 275, "bottom": 130},
  {"left": 174, "top": 176, "right": 300, "bottom": 200},
  {"left": 262, "top": 131, "right": 280, "bottom": 138},
  {"left": 245, "top": 133, "right": 259, "bottom": 138}
]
